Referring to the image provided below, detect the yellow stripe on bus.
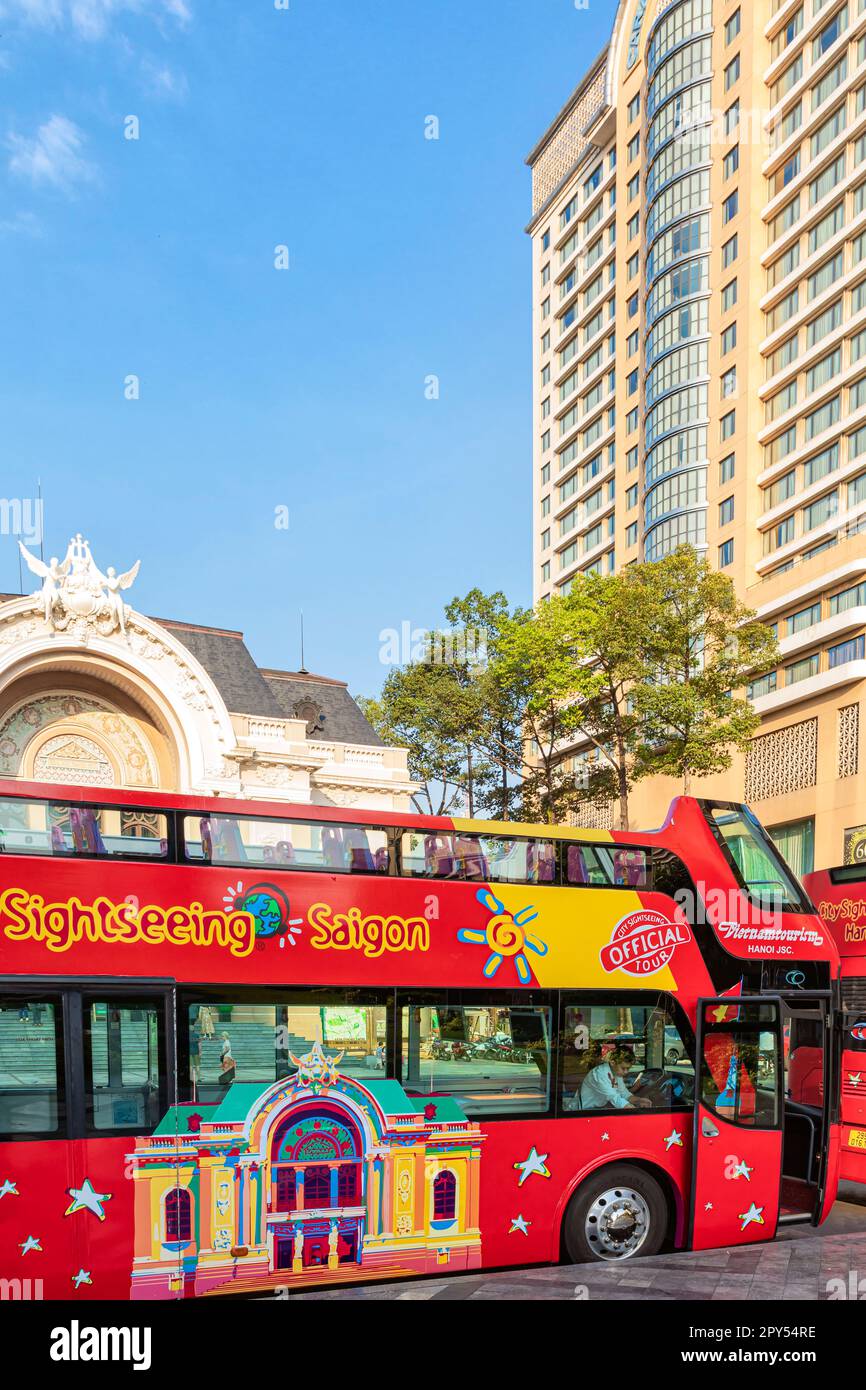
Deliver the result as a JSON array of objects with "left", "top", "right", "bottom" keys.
[{"left": 451, "top": 817, "right": 614, "bottom": 843}]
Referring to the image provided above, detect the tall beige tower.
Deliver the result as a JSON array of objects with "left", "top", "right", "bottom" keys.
[{"left": 527, "top": 0, "right": 866, "bottom": 871}]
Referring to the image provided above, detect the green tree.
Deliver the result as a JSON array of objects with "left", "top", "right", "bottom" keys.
[
  {"left": 631, "top": 547, "right": 779, "bottom": 794},
  {"left": 443, "top": 589, "right": 523, "bottom": 820},
  {"left": 486, "top": 599, "right": 590, "bottom": 824},
  {"left": 557, "top": 569, "right": 660, "bottom": 831},
  {"left": 359, "top": 655, "right": 477, "bottom": 816}
]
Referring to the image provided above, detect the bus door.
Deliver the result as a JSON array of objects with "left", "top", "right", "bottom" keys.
[
  {"left": 689, "top": 997, "right": 784, "bottom": 1251},
  {"left": 74, "top": 985, "right": 177, "bottom": 1299},
  {"left": 0, "top": 984, "right": 74, "bottom": 1297},
  {"left": 780, "top": 995, "right": 834, "bottom": 1221},
  {"left": 840, "top": 978, "right": 866, "bottom": 1172}
]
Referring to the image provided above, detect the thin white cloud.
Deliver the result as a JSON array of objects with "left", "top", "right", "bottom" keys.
[
  {"left": 8, "top": 115, "right": 97, "bottom": 192},
  {"left": 0, "top": 210, "right": 42, "bottom": 235},
  {"left": 140, "top": 54, "right": 188, "bottom": 99},
  {"left": 0, "top": 0, "right": 190, "bottom": 39}
]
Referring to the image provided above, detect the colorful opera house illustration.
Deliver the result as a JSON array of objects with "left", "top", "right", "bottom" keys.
[{"left": 128, "top": 1043, "right": 484, "bottom": 1297}]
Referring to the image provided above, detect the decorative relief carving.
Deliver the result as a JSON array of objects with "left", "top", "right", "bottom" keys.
[
  {"left": 839, "top": 702, "right": 860, "bottom": 780},
  {"left": 33, "top": 734, "right": 114, "bottom": 787},
  {"left": 531, "top": 65, "right": 606, "bottom": 214},
  {"left": 293, "top": 699, "right": 326, "bottom": 735},
  {"left": 0, "top": 693, "right": 156, "bottom": 785},
  {"left": 571, "top": 799, "right": 614, "bottom": 831},
  {"left": 745, "top": 718, "right": 818, "bottom": 802}
]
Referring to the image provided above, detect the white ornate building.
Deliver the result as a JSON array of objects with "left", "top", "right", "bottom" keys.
[{"left": 0, "top": 535, "right": 414, "bottom": 811}]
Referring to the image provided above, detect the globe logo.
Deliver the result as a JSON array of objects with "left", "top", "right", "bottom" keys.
[
  {"left": 242, "top": 889, "right": 284, "bottom": 938},
  {"left": 223, "top": 880, "right": 304, "bottom": 946}
]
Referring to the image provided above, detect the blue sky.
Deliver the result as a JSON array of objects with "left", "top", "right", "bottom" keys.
[{"left": 0, "top": 0, "right": 617, "bottom": 698}]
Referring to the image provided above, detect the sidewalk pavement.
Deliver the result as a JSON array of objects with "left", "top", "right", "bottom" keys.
[{"left": 288, "top": 1195, "right": 866, "bottom": 1301}]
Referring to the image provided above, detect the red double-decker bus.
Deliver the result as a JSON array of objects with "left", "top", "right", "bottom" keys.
[
  {"left": 0, "top": 780, "right": 841, "bottom": 1299},
  {"left": 804, "top": 863, "right": 866, "bottom": 1185}
]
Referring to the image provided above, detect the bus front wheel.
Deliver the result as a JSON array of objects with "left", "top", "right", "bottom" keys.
[{"left": 563, "top": 1164, "right": 667, "bottom": 1264}]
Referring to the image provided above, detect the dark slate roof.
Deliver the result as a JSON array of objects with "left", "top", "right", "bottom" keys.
[
  {"left": 156, "top": 620, "right": 285, "bottom": 719},
  {"left": 263, "top": 669, "right": 383, "bottom": 747}
]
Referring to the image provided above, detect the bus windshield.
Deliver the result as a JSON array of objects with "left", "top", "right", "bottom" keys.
[{"left": 704, "top": 804, "right": 811, "bottom": 913}]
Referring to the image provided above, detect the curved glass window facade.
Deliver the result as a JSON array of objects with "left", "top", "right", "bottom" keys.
[
  {"left": 647, "top": 0, "right": 714, "bottom": 76},
  {"left": 648, "top": 37, "right": 713, "bottom": 117},
  {"left": 644, "top": 510, "right": 707, "bottom": 560},
  {"left": 645, "top": 426, "right": 708, "bottom": 487},
  {"left": 646, "top": 127, "right": 711, "bottom": 203},
  {"left": 645, "top": 384, "right": 708, "bottom": 448},
  {"left": 647, "top": 257, "right": 709, "bottom": 323},
  {"left": 647, "top": 300, "right": 709, "bottom": 367},
  {"left": 646, "top": 170, "right": 710, "bottom": 245},
  {"left": 644, "top": 467, "right": 708, "bottom": 526},
  {"left": 642, "top": 0, "right": 713, "bottom": 563},
  {"left": 646, "top": 342, "right": 708, "bottom": 409},
  {"left": 646, "top": 215, "right": 709, "bottom": 285},
  {"left": 648, "top": 83, "right": 712, "bottom": 160}
]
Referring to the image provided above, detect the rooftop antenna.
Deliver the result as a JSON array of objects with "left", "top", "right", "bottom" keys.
[{"left": 299, "top": 611, "right": 308, "bottom": 674}]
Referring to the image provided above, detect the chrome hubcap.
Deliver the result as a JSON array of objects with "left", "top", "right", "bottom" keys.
[{"left": 585, "top": 1186, "right": 651, "bottom": 1260}]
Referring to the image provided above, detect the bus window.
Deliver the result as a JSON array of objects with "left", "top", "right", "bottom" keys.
[
  {"left": 612, "top": 848, "right": 650, "bottom": 888},
  {"left": 699, "top": 1002, "right": 780, "bottom": 1127},
  {"left": 561, "top": 995, "right": 694, "bottom": 1113},
  {"left": 400, "top": 1003, "right": 551, "bottom": 1116},
  {"left": 0, "top": 996, "right": 64, "bottom": 1136},
  {"left": 186, "top": 815, "right": 388, "bottom": 873},
  {"left": 705, "top": 805, "right": 809, "bottom": 912},
  {"left": 400, "top": 832, "right": 457, "bottom": 877},
  {"left": 484, "top": 837, "right": 557, "bottom": 884},
  {"left": 84, "top": 998, "right": 166, "bottom": 1132},
  {"left": 0, "top": 797, "right": 167, "bottom": 858},
  {"left": 565, "top": 843, "right": 618, "bottom": 886},
  {"left": 187, "top": 999, "right": 389, "bottom": 1101}
]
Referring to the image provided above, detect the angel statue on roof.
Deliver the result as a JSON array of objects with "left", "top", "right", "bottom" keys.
[
  {"left": 18, "top": 540, "right": 73, "bottom": 624},
  {"left": 90, "top": 560, "right": 141, "bottom": 637}
]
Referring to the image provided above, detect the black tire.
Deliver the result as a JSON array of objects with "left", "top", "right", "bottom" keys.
[
  {"left": 563, "top": 1163, "right": 668, "bottom": 1264},
  {"left": 665, "top": 1048, "right": 680, "bottom": 1065}
]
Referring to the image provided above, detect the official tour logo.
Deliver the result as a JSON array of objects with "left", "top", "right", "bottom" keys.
[{"left": 599, "top": 909, "right": 692, "bottom": 977}]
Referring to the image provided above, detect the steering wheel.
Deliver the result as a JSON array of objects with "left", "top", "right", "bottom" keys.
[{"left": 632, "top": 1067, "right": 695, "bottom": 1106}]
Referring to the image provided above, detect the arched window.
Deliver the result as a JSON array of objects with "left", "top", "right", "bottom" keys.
[
  {"left": 165, "top": 1187, "right": 192, "bottom": 1242},
  {"left": 433, "top": 1170, "right": 456, "bottom": 1220}
]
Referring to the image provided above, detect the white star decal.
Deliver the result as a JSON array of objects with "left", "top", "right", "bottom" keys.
[
  {"left": 738, "top": 1203, "right": 765, "bottom": 1232},
  {"left": 513, "top": 1146, "right": 551, "bottom": 1186},
  {"left": 663, "top": 1129, "right": 683, "bottom": 1151},
  {"left": 72, "top": 1269, "right": 92, "bottom": 1289},
  {"left": 19, "top": 1235, "right": 41, "bottom": 1255},
  {"left": 65, "top": 1178, "right": 112, "bottom": 1222},
  {"left": 849, "top": 1073, "right": 862, "bottom": 1087},
  {"left": 601, "top": 1132, "right": 610, "bottom": 1143},
  {"left": 509, "top": 1214, "right": 531, "bottom": 1235},
  {"left": 704, "top": 1202, "right": 713, "bottom": 1211},
  {"left": 0, "top": 1179, "right": 19, "bottom": 1199},
  {"left": 731, "top": 1159, "right": 753, "bottom": 1181}
]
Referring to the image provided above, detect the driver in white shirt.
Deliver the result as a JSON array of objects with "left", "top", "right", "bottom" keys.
[{"left": 580, "top": 1044, "right": 653, "bottom": 1110}]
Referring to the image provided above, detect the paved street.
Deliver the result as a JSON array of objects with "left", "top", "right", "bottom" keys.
[{"left": 287, "top": 1190, "right": 866, "bottom": 1301}]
